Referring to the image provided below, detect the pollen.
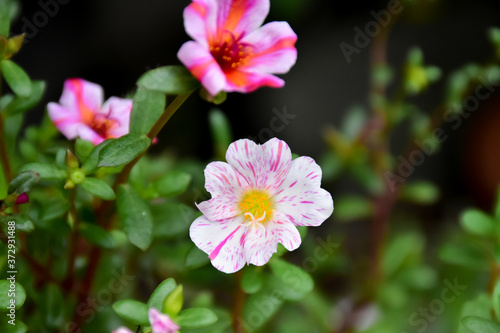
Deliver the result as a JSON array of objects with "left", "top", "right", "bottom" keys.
[
  {"left": 210, "top": 32, "right": 253, "bottom": 72},
  {"left": 239, "top": 189, "right": 274, "bottom": 225},
  {"left": 87, "top": 114, "right": 118, "bottom": 139}
]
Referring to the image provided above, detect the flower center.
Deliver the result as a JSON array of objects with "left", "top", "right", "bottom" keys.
[
  {"left": 239, "top": 189, "right": 273, "bottom": 225},
  {"left": 210, "top": 32, "right": 253, "bottom": 72},
  {"left": 88, "top": 114, "right": 118, "bottom": 139}
]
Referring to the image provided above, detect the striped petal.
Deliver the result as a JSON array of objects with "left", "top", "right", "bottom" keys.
[
  {"left": 178, "top": 41, "right": 227, "bottom": 96},
  {"left": 77, "top": 126, "right": 105, "bottom": 146},
  {"left": 274, "top": 156, "right": 334, "bottom": 227},
  {"left": 243, "top": 21, "right": 297, "bottom": 74},
  {"left": 59, "top": 78, "right": 103, "bottom": 123},
  {"left": 244, "top": 211, "right": 301, "bottom": 266},
  {"left": 47, "top": 103, "right": 83, "bottom": 140},
  {"left": 101, "top": 97, "right": 133, "bottom": 138},
  {"left": 149, "top": 308, "right": 180, "bottom": 333},
  {"left": 225, "top": 138, "right": 291, "bottom": 194},
  {"left": 190, "top": 215, "right": 246, "bottom": 274},
  {"left": 216, "top": 0, "right": 269, "bottom": 38},
  {"left": 197, "top": 161, "right": 250, "bottom": 221},
  {"left": 224, "top": 70, "right": 284, "bottom": 93},
  {"left": 183, "top": 0, "right": 218, "bottom": 47}
]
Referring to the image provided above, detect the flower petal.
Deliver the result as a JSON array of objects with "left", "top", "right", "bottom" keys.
[
  {"left": 47, "top": 103, "right": 83, "bottom": 140},
  {"left": 190, "top": 215, "right": 246, "bottom": 273},
  {"left": 197, "top": 161, "right": 250, "bottom": 221},
  {"left": 225, "top": 138, "right": 291, "bottom": 193},
  {"left": 60, "top": 79, "right": 103, "bottom": 122},
  {"left": 178, "top": 41, "right": 227, "bottom": 96},
  {"left": 224, "top": 70, "right": 284, "bottom": 93},
  {"left": 149, "top": 308, "right": 180, "bottom": 333},
  {"left": 274, "top": 156, "right": 334, "bottom": 227},
  {"left": 113, "top": 328, "right": 134, "bottom": 333},
  {"left": 217, "top": 0, "right": 270, "bottom": 37},
  {"left": 77, "top": 125, "right": 105, "bottom": 146},
  {"left": 183, "top": 0, "right": 218, "bottom": 46},
  {"left": 244, "top": 212, "right": 301, "bottom": 266},
  {"left": 242, "top": 21, "right": 297, "bottom": 74},
  {"left": 101, "top": 97, "right": 132, "bottom": 138}
]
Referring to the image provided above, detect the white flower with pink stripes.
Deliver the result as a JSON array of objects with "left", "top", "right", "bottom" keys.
[
  {"left": 48, "top": 78, "right": 132, "bottom": 146},
  {"left": 178, "top": 0, "right": 297, "bottom": 96},
  {"left": 190, "top": 138, "right": 334, "bottom": 273},
  {"left": 113, "top": 308, "right": 179, "bottom": 333}
]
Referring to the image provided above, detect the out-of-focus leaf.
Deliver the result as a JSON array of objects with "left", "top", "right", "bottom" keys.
[
  {"left": 152, "top": 202, "right": 197, "bottom": 239},
  {"left": 0, "top": 159, "right": 6, "bottom": 199},
  {"left": 185, "top": 246, "right": 209, "bottom": 269},
  {"left": 334, "top": 195, "right": 373, "bottom": 222},
  {"left": 0, "top": 280, "right": 25, "bottom": 311},
  {"left": 400, "top": 181, "right": 440, "bottom": 205},
  {"left": 397, "top": 265, "right": 437, "bottom": 290},
  {"left": 78, "top": 223, "right": 115, "bottom": 249},
  {"left": 147, "top": 278, "right": 177, "bottom": 311},
  {"left": 1, "top": 60, "right": 31, "bottom": 97},
  {"left": 460, "top": 209, "right": 495, "bottom": 237},
  {"left": 439, "top": 243, "right": 490, "bottom": 269},
  {"left": 39, "top": 284, "right": 65, "bottom": 329},
  {"left": 129, "top": 87, "right": 166, "bottom": 136},
  {"left": 458, "top": 294, "right": 491, "bottom": 333},
  {"left": 137, "top": 65, "right": 200, "bottom": 95},
  {"left": 241, "top": 266, "right": 263, "bottom": 294},
  {"left": 176, "top": 308, "right": 217, "bottom": 329},
  {"left": 493, "top": 280, "right": 500, "bottom": 322},
  {"left": 243, "top": 283, "right": 284, "bottom": 331},
  {"left": 461, "top": 316, "right": 500, "bottom": 333},
  {"left": 342, "top": 106, "right": 366, "bottom": 140},
  {"left": 19, "top": 163, "right": 67, "bottom": 180},
  {"left": 80, "top": 177, "right": 115, "bottom": 200},
  {"left": 98, "top": 134, "right": 151, "bottom": 168},
  {"left": 163, "top": 285, "right": 183, "bottom": 317},
  {"left": 0, "top": 1, "right": 10, "bottom": 36},
  {"left": 112, "top": 300, "right": 149, "bottom": 326},
  {"left": 152, "top": 171, "right": 191, "bottom": 198},
  {"left": 75, "top": 139, "right": 94, "bottom": 163},
  {"left": 209, "top": 109, "right": 232, "bottom": 159},
  {"left": 269, "top": 257, "right": 314, "bottom": 300},
  {"left": 116, "top": 184, "right": 153, "bottom": 251},
  {"left": 0, "top": 214, "right": 34, "bottom": 232},
  {"left": 7, "top": 170, "right": 39, "bottom": 194},
  {"left": 382, "top": 232, "right": 424, "bottom": 277},
  {"left": 3, "top": 80, "right": 45, "bottom": 116}
]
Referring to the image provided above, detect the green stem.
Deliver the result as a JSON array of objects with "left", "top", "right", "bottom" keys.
[{"left": 63, "top": 188, "right": 79, "bottom": 290}]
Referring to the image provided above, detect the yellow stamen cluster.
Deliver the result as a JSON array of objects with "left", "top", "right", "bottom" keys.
[
  {"left": 239, "top": 189, "right": 274, "bottom": 225},
  {"left": 210, "top": 38, "right": 253, "bottom": 72}
]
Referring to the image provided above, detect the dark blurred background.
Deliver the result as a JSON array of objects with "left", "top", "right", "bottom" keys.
[{"left": 9, "top": 0, "right": 500, "bottom": 208}]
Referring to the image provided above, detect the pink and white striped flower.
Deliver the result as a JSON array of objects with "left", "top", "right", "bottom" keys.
[
  {"left": 178, "top": 0, "right": 297, "bottom": 96},
  {"left": 190, "top": 138, "right": 334, "bottom": 273},
  {"left": 113, "top": 308, "right": 179, "bottom": 333},
  {"left": 48, "top": 78, "right": 132, "bottom": 146}
]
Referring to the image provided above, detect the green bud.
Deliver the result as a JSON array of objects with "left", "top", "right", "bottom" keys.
[
  {"left": 65, "top": 149, "right": 80, "bottom": 169},
  {"left": 162, "top": 285, "right": 183, "bottom": 317},
  {"left": 70, "top": 170, "right": 85, "bottom": 185},
  {"left": 6, "top": 34, "right": 24, "bottom": 58}
]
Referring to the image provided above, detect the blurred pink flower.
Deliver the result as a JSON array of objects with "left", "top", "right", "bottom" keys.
[
  {"left": 190, "top": 138, "right": 334, "bottom": 273},
  {"left": 178, "top": 0, "right": 297, "bottom": 96},
  {"left": 112, "top": 308, "right": 179, "bottom": 333},
  {"left": 48, "top": 78, "right": 132, "bottom": 145},
  {"left": 15, "top": 192, "right": 29, "bottom": 205}
]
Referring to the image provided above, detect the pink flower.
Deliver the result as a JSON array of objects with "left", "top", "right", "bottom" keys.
[
  {"left": 48, "top": 78, "right": 132, "bottom": 146},
  {"left": 112, "top": 308, "right": 179, "bottom": 333},
  {"left": 190, "top": 138, "right": 334, "bottom": 273},
  {"left": 15, "top": 192, "right": 29, "bottom": 205},
  {"left": 178, "top": 0, "right": 297, "bottom": 96}
]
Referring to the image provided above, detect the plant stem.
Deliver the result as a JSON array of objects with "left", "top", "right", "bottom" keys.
[
  {"left": 63, "top": 188, "right": 80, "bottom": 290},
  {"left": 233, "top": 270, "right": 246, "bottom": 333},
  {"left": 72, "top": 91, "right": 194, "bottom": 330}
]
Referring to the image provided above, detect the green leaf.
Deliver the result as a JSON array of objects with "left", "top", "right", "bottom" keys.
[
  {"left": 163, "top": 285, "right": 183, "bottom": 317},
  {"left": 269, "top": 258, "right": 314, "bottom": 300},
  {"left": 153, "top": 171, "right": 191, "bottom": 198},
  {"left": 75, "top": 139, "right": 94, "bottom": 163},
  {"left": 147, "top": 278, "right": 177, "bottom": 311},
  {"left": 116, "top": 184, "right": 153, "bottom": 251},
  {"left": 462, "top": 316, "right": 500, "bottom": 333},
  {"left": 1, "top": 60, "right": 31, "bottom": 97},
  {"left": 461, "top": 209, "right": 495, "bottom": 237},
  {"left": 184, "top": 246, "right": 209, "bottom": 269},
  {"left": 176, "top": 308, "right": 217, "bottom": 329},
  {"left": 97, "top": 134, "right": 151, "bottom": 168},
  {"left": 243, "top": 286, "right": 283, "bottom": 330},
  {"left": 7, "top": 171, "right": 39, "bottom": 194},
  {"left": 112, "top": 300, "right": 149, "bottom": 326},
  {"left": 0, "top": 159, "right": 6, "bottom": 199},
  {"left": 334, "top": 195, "right": 373, "bottom": 222},
  {"left": 3, "top": 81, "right": 45, "bottom": 116},
  {"left": 0, "top": 1, "right": 10, "bottom": 36},
  {"left": 495, "top": 186, "right": 500, "bottom": 221},
  {"left": 458, "top": 294, "right": 491, "bottom": 333},
  {"left": 39, "top": 284, "right": 65, "bottom": 329},
  {"left": 80, "top": 140, "right": 113, "bottom": 175},
  {"left": 152, "top": 202, "right": 196, "bottom": 239},
  {"left": 0, "top": 280, "right": 26, "bottom": 311},
  {"left": 493, "top": 280, "right": 500, "bottom": 322},
  {"left": 19, "top": 163, "right": 67, "bottom": 180},
  {"left": 0, "top": 214, "right": 35, "bottom": 233},
  {"left": 439, "top": 243, "right": 490, "bottom": 269},
  {"left": 129, "top": 87, "right": 166, "bottom": 136},
  {"left": 0, "top": 320, "right": 27, "bottom": 333},
  {"left": 400, "top": 181, "right": 440, "bottom": 205},
  {"left": 80, "top": 177, "right": 115, "bottom": 200},
  {"left": 241, "top": 266, "right": 263, "bottom": 294},
  {"left": 382, "top": 232, "right": 424, "bottom": 277},
  {"left": 209, "top": 109, "right": 232, "bottom": 160},
  {"left": 78, "top": 223, "right": 115, "bottom": 249},
  {"left": 137, "top": 65, "right": 200, "bottom": 95},
  {"left": 342, "top": 106, "right": 366, "bottom": 140}
]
